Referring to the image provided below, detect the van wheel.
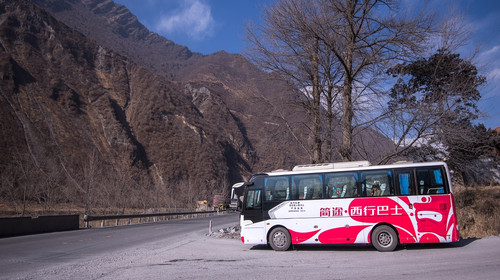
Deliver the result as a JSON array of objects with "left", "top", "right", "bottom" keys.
[
  {"left": 269, "top": 227, "right": 291, "bottom": 251},
  {"left": 372, "top": 225, "right": 398, "bottom": 252}
]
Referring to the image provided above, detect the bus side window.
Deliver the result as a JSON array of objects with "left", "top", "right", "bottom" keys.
[
  {"left": 292, "top": 175, "right": 323, "bottom": 199},
  {"left": 264, "top": 176, "right": 289, "bottom": 201},
  {"left": 397, "top": 171, "right": 415, "bottom": 195},
  {"left": 361, "top": 170, "right": 393, "bottom": 197},
  {"left": 417, "top": 168, "right": 446, "bottom": 194},
  {"left": 431, "top": 169, "right": 445, "bottom": 194},
  {"left": 325, "top": 172, "right": 357, "bottom": 198},
  {"left": 417, "top": 170, "right": 430, "bottom": 195}
]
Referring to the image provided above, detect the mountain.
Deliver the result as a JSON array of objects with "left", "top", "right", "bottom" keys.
[
  {"left": 32, "top": 0, "right": 393, "bottom": 165},
  {"left": 0, "top": 0, "right": 255, "bottom": 210},
  {"left": 0, "top": 0, "right": 309, "bottom": 212},
  {"left": 0, "top": 0, "right": 393, "bottom": 213},
  {"left": 31, "top": 0, "right": 321, "bottom": 168},
  {"left": 32, "top": 0, "right": 201, "bottom": 80}
]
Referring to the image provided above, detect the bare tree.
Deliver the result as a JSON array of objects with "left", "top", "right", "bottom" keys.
[
  {"left": 246, "top": 0, "right": 330, "bottom": 163},
  {"left": 313, "top": 0, "right": 438, "bottom": 160},
  {"left": 82, "top": 149, "right": 103, "bottom": 215},
  {"left": 320, "top": 49, "right": 344, "bottom": 161},
  {"left": 247, "top": 0, "right": 437, "bottom": 162},
  {"left": 1, "top": 151, "right": 33, "bottom": 216}
]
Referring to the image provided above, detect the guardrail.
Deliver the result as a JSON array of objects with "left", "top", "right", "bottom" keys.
[
  {"left": 83, "top": 210, "right": 228, "bottom": 228},
  {"left": 0, "top": 215, "right": 80, "bottom": 238}
]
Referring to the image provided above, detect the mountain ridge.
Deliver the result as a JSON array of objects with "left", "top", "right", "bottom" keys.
[{"left": 33, "top": 0, "right": 201, "bottom": 79}]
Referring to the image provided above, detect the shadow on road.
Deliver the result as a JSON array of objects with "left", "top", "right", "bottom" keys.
[
  {"left": 402, "top": 237, "right": 477, "bottom": 250},
  {"left": 250, "top": 244, "right": 375, "bottom": 252},
  {"left": 249, "top": 238, "right": 478, "bottom": 252}
]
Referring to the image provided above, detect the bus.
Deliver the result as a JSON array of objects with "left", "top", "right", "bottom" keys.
[
  {"left": 229, "top": 182, "right": 245, "bottom": 210},
  {"left": 240, "top": 161, "right": 459, "bottom": 251}
]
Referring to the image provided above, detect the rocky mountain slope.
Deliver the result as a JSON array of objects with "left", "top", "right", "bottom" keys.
[
  {"left": 30, "top": 0, "right": 317, "bottom": 172},
  {"left": 32, "top": 0, "right": 392, "bottom": 166},
  {"left": 0, "top": 0, "right": 255, "bottom": 209},
  {"left": 0, "top": 0, "right": 393, "bottom": 213}
]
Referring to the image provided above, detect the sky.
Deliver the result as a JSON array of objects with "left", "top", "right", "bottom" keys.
[{"left": 113, "top": 0, "right": 500, "bottom": 129}]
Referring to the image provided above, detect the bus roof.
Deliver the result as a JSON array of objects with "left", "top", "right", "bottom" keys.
[
  {"left": 292, "top": 161, "right": 371, "bottom": 171},
  {"left": 260, "top": 161, "right": 448, "bottom": 177}
]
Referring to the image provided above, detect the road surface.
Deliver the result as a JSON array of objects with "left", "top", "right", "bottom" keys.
[{"left": 0, "top": 213, "right": 499, "bottom": 279}]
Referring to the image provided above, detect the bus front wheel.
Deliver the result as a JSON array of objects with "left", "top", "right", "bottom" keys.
[
  {"left": 371, "top": 225, "right": 398, "bottom": 252},
  {"left": 269, "top": 227, "right": 291, "bottom": 251}
]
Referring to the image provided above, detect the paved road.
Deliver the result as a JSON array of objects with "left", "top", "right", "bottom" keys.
[
  {"left": 0, "top": 213, "right": 238, "bottom": 279},
  {"left": 1, "top": 213, "right": 499, "bottom": 279}
]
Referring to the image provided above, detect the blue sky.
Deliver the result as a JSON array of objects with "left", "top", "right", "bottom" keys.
[
  {"left": 113, "top": 0, "right": 266, "bottom": 54},
  {"left": 113, "top": 0, "right": 499, "bottom": 129}
]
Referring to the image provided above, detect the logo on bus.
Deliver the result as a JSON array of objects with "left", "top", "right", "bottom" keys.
[
  {"left": 350, "top": 205, "right": 403, "bottom": 216},
  {"left": 320, "top": 207, "right": 344, "bottom": 217}
]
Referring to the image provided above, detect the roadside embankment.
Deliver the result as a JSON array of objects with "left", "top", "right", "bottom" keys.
[{"left": 454, "top": 185, "right": 500, "bottom": 238}]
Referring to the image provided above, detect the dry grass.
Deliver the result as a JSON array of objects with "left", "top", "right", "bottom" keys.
[
  {"left": 0, "top": 201, "right": 191, "bottom": 217},
  {"left": 0, "top": 201, "right": 83, "bottom": 217},
  {"left": 454, "top": 185, "right": 500, "bottom": 239}
]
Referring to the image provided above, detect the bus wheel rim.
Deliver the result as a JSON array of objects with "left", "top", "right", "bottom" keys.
[
  {"left": 273, "top": 232, "right": 287, "bottom": 247},
  {"left": 378, "top": 232, "right": 392, "bottom": 247}
]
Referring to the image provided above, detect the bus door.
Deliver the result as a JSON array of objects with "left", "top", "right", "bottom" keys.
[
  {"left": 242, "top": 187, "right": 264, "bottom": 223},
  {"left": 241, "top": 186, "right": 266, "bottom": 244}
]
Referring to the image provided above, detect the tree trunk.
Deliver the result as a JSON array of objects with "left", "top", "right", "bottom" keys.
[
  {"left": 312, "top": 36, "right": 322, "bottom": 163},
  {"left": 341, "top": 76, "right": 353, "bottom": 161},
  {"left": 340, "top": 1, "right": 355, "bottom": 162},
  {"left": 326, "top": 84, "right": 334, "bottom": 162}
]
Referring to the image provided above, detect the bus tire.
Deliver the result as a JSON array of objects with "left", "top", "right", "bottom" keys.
[
  {"left": 371, "top": 225, "right": 398, "bottom": 252},
  {"left": 269, "top": 227, "right": 291, "bottom": 251}
]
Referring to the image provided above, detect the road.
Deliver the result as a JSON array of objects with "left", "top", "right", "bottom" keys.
[
  {"left": 0, "top": 213, "right": 236, "bottom": 279},
  {"left": 1, "top": 213, "right": 499, "bottom": 279}
]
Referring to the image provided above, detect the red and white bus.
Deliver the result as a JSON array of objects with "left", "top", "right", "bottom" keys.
[{"left": 240, "top": 161, "right": 459, "bottom": 251}]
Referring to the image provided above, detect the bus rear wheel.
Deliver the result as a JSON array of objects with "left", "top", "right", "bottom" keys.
[
  {"left": 372, "top": 225, "right": 398, "bottom": 252},
  {"left": 269, "top": 227, "right": 291, "bottom": 251}
]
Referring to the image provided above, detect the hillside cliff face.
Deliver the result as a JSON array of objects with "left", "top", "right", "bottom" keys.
[
  {"left": 0, "top": 0, "right": 262, "bottom": 210},
  {"left": 0, "top": 0, "right": 393, "bottom": 213},
  {"left": 31, "top": 0, "right": 318, "bottom": 169},
  {"left": 32, "top": 0, "right": 393, "bottom": 168}
]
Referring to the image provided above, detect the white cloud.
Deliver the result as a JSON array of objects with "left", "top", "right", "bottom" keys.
[
  {"left": 481, "top": 45, "right": 500, "bottom": 57},
  {"left": 155, "top": 0, "right": 215, "bottom": 41},
  {"left": 487, "top": 67, "right": 500, "bottom": 82},
  {"left": 478, "top": 45, "right": 500, "bottom": 82}
]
